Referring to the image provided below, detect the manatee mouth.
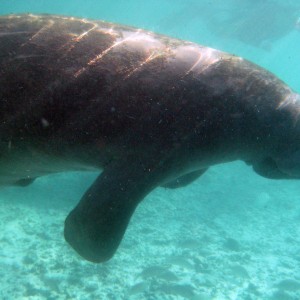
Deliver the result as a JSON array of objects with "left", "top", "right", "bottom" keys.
[
  {"left": 252, "top": 157, "right": 284, "bottom": 179},
  {"left": 275, "top": 150, "right": 300, "bottom": 177},
  {"left": 253, "top": 151, "right": 300, "bottom": 179}
]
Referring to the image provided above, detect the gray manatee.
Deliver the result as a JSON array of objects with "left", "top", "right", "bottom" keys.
[{"left": 0, "top": 14, "right": 299, "bottom": 262}]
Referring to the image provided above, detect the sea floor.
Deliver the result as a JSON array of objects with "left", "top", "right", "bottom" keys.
[{"left": 1, "top": 161, "right": 300, "bottom": 300}]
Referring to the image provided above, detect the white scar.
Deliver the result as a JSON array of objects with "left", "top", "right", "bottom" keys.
[
  {"left": 125, "top": 51, "right": 163, "bottom": 78},
  {"left": 277, "top": 92, "right": 300, "bottom": 109},
  {"left": 186, "top": 47, "right": 223, "bottom": 76},
  {"left": 74, "top": 30, "right": 142, "bottom": 77},
  {"left": 61, "top": 22, "right": 98, "bottom": 52},
  {"left": 74, "top": 23, "right": 98, "bottom": 42},
  {"left": 185, "top": 53, "right": 203, "bottom": 75},
  {"left": 27, "top": 20, "right": 54, "bottom": 42},
  {"left": 88, "top": 30, "right": 142, "bottom": 66},
  {"left": 277, "top": 92, "right": 300, "bottom": 126}
]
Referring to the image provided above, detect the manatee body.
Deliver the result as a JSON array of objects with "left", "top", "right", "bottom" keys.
[{"left": 0, "top": 14, "right": 300, "bottom": 263}]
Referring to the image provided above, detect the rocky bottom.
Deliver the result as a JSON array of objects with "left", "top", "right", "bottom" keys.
[{"left": 1, "top": 161, "right": 300, "bottom": 300}]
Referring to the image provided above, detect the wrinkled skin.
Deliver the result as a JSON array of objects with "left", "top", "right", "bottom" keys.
[{"left": 1, "top": 14, "right": 300, "bottom": 262}]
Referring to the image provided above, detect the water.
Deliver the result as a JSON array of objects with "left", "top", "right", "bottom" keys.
[{"left": 1, "top": 1, "right": 300, "bottom": 299}]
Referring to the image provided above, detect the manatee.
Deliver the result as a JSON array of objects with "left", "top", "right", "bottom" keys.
[{"left": 0, "top": 14, "right": 299, "bottom": 262}]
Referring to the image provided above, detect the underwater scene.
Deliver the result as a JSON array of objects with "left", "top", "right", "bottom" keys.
[{"left": 1, "top": 0, "right": 300, "bottom": 299}]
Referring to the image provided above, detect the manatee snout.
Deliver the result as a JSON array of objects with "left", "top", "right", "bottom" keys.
[{"left": 275, "top": 150, "right": 300, "bottom": 177}]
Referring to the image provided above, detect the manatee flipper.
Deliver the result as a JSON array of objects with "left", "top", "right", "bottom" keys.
[
  {"left": 64, "top": 156, "right": 164, "bottom": 263},
  {"left": 14, "top": 178, "right": 36, "bottom": 187},
  {"left": 162, "top": 169, "right": 207, "bottom": 189}
]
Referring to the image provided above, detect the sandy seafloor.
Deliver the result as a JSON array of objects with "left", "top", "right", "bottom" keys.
[
  {"left": 1, "top": 162, "right": 300, "bottom": 300},
  {"left": 1, "top": 0, "right": 300, "bottom": 299}
]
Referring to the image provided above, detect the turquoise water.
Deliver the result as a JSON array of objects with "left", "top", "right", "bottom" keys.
[{"left": 1, "top": 1, "right": 300, "bottom": 299}]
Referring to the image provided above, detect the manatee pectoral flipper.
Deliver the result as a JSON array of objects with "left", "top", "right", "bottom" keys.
[
  {"left": 162, "top": 169, "right": 208, "bottom": 189},
  {"left": 64, "top": 156, "right": 164, "bottom": 263}
]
